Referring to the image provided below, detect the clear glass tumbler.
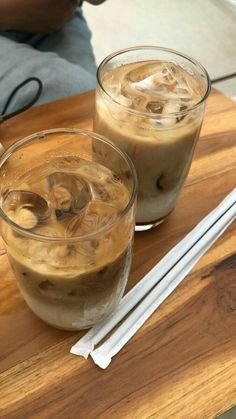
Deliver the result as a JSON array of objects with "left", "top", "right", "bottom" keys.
[
  {"left": 0, "top": 129, "right": 137, "bottom": 330},
  {"left": 94, "top": 46, "right": 211, "bottom": 230}
]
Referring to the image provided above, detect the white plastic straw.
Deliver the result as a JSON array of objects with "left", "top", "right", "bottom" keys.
[
  {"left": 70, "top": 189, "right": 236, "bottom": 359},
  {"left": 91, "top": 200, "right": 236, "bottom": 368}
]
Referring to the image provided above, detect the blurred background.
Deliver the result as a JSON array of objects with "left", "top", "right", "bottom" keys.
[{"left": 84, "top": 0, "right": 236, "bottom": 99}]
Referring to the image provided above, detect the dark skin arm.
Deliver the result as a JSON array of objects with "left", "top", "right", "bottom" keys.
[{"left": 0, "top": 0, "right": 77, "bottom": 33}]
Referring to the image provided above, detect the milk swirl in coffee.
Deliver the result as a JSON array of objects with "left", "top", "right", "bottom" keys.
[{"left": 1, "top": 156, "right": 134, "bottom": 330}]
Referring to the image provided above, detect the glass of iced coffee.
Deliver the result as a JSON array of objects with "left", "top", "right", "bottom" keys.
[
  {"left": 94, "top": 46, "right": 211, "bottom": 230},
  {"left": 0, "top": 129, "right": 137, "bottom": 330}
]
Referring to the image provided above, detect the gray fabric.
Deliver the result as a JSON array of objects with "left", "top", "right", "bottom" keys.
[{"left": 0, "top": 8, "right": 96, "bottom": 113}]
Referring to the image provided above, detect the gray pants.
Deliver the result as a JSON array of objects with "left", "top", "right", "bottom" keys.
[{"left": 0, "top": 8, "right": 96, "bottom": 112}]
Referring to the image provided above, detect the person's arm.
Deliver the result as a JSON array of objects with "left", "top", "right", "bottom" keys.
[
  {"left": 84, "top": 0, "right": 106, "bottom": 3},
  {"left": 0, "top": 0, "right": 8, "bottom": 31},
  {"left": 0, "top": 0, "right": 77, "bottom": 33}
]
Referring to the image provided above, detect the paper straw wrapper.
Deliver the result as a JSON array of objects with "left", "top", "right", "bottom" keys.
[
  {"left": 70, "top": 189, "right": 236, "bottom": 368},
  {"left": 91, "top": 201, "right": 236, "bottom": 368}
]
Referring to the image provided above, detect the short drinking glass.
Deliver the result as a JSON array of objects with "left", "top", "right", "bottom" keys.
[{"left": 0, "top": 129, "right": 137, "bottom": 330}]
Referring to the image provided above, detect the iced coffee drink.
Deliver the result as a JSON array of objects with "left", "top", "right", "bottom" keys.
[
  {"left": 0, "top": 129, "right": 137, "bottom": 330},
  {"left": 94, "top": 47, "right": 210, "bottom": 229}
]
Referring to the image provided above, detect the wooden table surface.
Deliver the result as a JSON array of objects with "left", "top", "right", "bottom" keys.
[{"left": 0, "top": 89, "right": 236, "bottom": 419}]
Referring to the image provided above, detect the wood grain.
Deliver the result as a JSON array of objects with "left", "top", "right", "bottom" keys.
[{"left": 0, "top": 89, "right": 236, "bottom": 419}]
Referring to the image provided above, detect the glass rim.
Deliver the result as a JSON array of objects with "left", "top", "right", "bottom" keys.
[
  {"left": 97, "top": 45, "right": 211, "bottom": 118},
  {"left": 0, "top": 128, "right": 138, "bottom": 243}
]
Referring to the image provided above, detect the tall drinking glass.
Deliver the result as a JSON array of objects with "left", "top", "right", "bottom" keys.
[{"left": 94, "top": 46, "right": 211, "bottom": 230}]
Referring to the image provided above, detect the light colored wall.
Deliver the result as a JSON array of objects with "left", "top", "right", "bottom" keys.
[{"left": 83, "top": 0, "right": 236, "bottom": 98}]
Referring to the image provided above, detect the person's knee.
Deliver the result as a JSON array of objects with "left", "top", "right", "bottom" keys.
[
  {"left": 0, "top": 34, "right": 96, "bottom": 110},
  {"left": 35, "top": 55, "right": 96, "bottom": 104},
  {"left": 2, "top": 52, "right": 95, "bottom": 109}
]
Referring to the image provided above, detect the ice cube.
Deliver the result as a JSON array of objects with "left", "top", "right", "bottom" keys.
[
  {"left": 163, "top": 65, "right": 196, "bottom": 102},
  {"left": 48, "top": 172, "right": 91, "bottom": 219},
  {"left": 132, "top": 95, "right": 149, "bottom": 111},
  {"left": 2, "top": 190, "right": 50, "bottom": 229},
  {"left": 146, "top": 101, "right": 164, "bottom": 114},
  {"left": 38, "top": 279, "right": 66, "bottom": 300},
  {"left": 150, "top": 100, "right": 182, "bottom": 127},
  {"left": 119, "top": 62, "right": 181, "bottom": 114},
  {"left": 15, "top": 208, "right": 38, "bottom": 229},
  {"left": 125, "top": 62, "right": 163, "bottom": 83},
  {"left": 66, "top": 202, "right": 118, "bottom": 237},
  {"left": 67, "top": 209, "right": 104, "bottom": 237},
  {"left": 64, "top": 212, "right": 85, "bottom": 236},
  {"left": 115, "top": 94, "right": 133, "bottom": 107},
  {"left": 27, "top": 227, "right": 76, "bottom": 266},
  {"left": 91, "top": 176, "right": 129, "bottom": 210},
  {"left": 163, "top": 100, "right": 181, "bottom": 114},
  {"left": 176, "top": 104, "right": 188, "bottom": 122},
  {"left": 129, "top": 63, "right": 177, "bottom": 96},
  {"left": 118, "top": 60, "right": 201, "bottom": 116},
  {"left": 89, "top": 202, "right": 118, "bottom": 228},
  {"left": 102, "top": 71, "right": 121, "bottom": 96},
  {"left": 162, "top": 101, "right": 190, "bottom": 125},
  {"left": 90, "top": 182, "right": 110, "bottom": 202},
  {"left": 77, "top": 163, "right": 111, "bottom": 183}
]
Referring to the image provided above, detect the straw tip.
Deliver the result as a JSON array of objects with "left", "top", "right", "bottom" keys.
[
  {"left": 70, "top": 342, "right": 94, "bottom": 359},
  {"left": 90, "top": 349, "right": 111, "bottom": 369}
]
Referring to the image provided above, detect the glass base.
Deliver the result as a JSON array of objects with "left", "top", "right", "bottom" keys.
[{"left": 135, "top": 215, "right": 168, "bottom": 231}]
